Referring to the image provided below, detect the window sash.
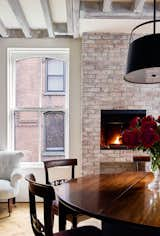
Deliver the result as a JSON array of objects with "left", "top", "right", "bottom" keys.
[
  {"left": 47, "top": 58, "right": 64, "bottom": 75},
  {"left": 44, "top": 111, "right": 65, "bottom": 152},
  {"left": 47, "top": 75, "right": 64, "bottom": 92},
  {"left": 46, "top": 58, "right": 65, "bottom": 92},
  {"left": 13, "top": 109, "right": 65, "bottom": 156}
]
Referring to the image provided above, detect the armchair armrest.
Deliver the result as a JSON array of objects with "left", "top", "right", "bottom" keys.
[{"left": 10, "top": 171, "right": 23, "bottom": 187}]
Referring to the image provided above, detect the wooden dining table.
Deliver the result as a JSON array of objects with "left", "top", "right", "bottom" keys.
[{"left": 56, "top": 171, "right": 160, "bottom": 236}]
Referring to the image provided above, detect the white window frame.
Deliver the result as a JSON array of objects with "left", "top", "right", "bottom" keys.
[{"left": 7, "top": 48, "right": 70, "bottom": 166}]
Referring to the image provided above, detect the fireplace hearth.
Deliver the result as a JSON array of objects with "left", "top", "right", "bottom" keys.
[{"left": 101, "top": 110, "right": 146, "bottom": 150}]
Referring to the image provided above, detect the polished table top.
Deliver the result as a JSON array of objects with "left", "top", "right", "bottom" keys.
[{"left": 56, "top": 171, "right": 160, "bottom": 230}]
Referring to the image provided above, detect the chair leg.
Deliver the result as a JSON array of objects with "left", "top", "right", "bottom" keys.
[
  {"left": 13, "top": 197, "right": 16, "bottom": 205},
  {"left": 72, "top": 215, "right": 77, "bottom": 228},
  {"left": 8, "top": 198, "right": 13, "bottom": 215}
]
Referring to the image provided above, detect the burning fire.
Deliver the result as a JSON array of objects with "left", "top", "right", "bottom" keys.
[
  {"left": 113, "top": 135, "right": 121, "bottom": 145},
  {"left": 100, "top": 129, "right": 123, "bottom": 148}
]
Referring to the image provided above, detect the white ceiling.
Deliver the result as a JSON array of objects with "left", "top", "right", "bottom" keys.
[{"left": 0, "top": 0, "right": 159, "bottom": 38}]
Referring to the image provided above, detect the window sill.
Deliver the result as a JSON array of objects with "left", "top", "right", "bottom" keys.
[
  {"left": 43, "top": 92, "right": 65, "bottom": 96},
  {"left": 20, "top": 162, "right": 44, "bottom": 169},
  {"left": 42, "top": 152, "right": 65, "bottom": 156}
]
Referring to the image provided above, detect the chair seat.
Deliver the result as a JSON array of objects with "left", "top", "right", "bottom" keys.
[
  {"left": 0, "top": 180, "right": 15, "bottom": 199},
  {"left": 54, "top": 226, "right": 102, "bottom": 236},
  {"left": 52, "top": 199, "right": 59, "bottom": 215},
  {"left": 52, "top": 199, "right": 90, "bottom": 223},
  {"left": 52, "top": 199, "right": 79, "bottom": 221}
]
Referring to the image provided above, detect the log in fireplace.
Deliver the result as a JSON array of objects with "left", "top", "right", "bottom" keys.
[{"left": 100, "top": 110, "right": 146, "bottom": 150}]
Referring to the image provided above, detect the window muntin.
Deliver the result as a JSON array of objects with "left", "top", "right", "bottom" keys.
[
  {"left": 46, "top": 59, "right": 65, "bottom": 92},
  {"left": 44, "top": 111, "right": 64, "bottom": 152}
]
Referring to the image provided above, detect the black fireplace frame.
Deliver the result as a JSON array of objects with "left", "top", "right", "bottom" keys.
[{"left": 100, "top": 109, "right": 146, "bottom": 150}]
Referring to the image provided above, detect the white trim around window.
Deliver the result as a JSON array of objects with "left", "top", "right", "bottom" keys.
[{"left": 7, "top": 48, "right": 70, "bottom": 167}]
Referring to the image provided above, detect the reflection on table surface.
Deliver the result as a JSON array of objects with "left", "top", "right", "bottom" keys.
[{"left": 56, "top": 171, "right": 160, "bottom": 230}]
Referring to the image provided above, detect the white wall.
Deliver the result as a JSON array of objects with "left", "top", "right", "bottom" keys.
[{"left": 0, "top": 38, "right": 81, "bottom": 201}]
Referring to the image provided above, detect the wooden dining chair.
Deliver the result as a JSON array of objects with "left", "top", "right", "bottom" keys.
[
  {"left": 43, "top": 158, "right": 89, "bottom": 228},
  {"left": 133, "top": 156, "right": 150, "bottom": 171},
  {"left": 43, "top": 159, "right": 77, "bottom": 185},
  {"left": 25, "top": 174, "right": 102, "bottom": 236}
]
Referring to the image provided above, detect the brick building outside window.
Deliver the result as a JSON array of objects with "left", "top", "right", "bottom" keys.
[{"left": 8, "top": 49, "right": 69, "bottom": 163}]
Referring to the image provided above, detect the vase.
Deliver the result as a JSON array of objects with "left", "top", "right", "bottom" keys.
[{"left": 148, "top": 167, "right": 160, "bottom": 191}]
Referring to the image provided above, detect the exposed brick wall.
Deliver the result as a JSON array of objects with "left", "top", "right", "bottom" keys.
[{"left": 81, "top": 33, "right": 160, "bottom": 175}]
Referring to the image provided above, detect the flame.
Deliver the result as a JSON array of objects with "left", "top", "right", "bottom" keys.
[{"left": 114, "top": 135, "right": 121, "bottom": 144}]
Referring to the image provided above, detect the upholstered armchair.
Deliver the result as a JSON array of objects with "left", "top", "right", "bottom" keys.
[{"left": 0, "top": 151, "right": 24, "bottom": 215}]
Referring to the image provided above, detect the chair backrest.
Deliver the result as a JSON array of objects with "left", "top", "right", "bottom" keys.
[
  {"left": 133, "top": 156, "right": 150, "bottom": 171},
  {"left": 43, "top": 159, "right": 77, "bottom": 185},
  {"left": 25, "top": 174, "right": 55, "bottom": 236}
]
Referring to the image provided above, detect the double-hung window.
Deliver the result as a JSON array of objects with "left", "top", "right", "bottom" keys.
[{"left": 8, "top": 48, "right": 69, "bottom": 163}]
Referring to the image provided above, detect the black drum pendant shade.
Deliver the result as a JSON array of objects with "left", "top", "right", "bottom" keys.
[{"left": 124, "top": 0, "right": 160, "bottom": 84}]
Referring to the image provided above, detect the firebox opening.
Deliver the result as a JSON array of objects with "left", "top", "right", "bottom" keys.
[{"left": 101, "top": 110, "right": 146, "bottom": 150}]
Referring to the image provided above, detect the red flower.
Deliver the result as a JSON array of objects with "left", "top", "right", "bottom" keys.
[
  {"left": 122, "top": 128, "right": 141, "bottom": 148},
  {"left": 122, "top": 115, "right": 160, "bottom": 171},
  {"left": 140, "top": 128, "right": 160, "bottom": 148},
  {"left": 129, "top": 116, "right": 140, "bottom": 128},
  {"left": 122, "top": 115, "right": 160, "bottom": 151},
  {"left": 141, "top": 115, "right": 157, "bottom": 130},
  {"left": 142, "top": 115, "right": 155, "bottom": 122},
  {"left": 157, "top": 116, "right": 160, "bottom": 123}
]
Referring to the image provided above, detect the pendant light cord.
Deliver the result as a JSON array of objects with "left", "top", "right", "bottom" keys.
[
  {"left": 154, "top": 0, "right": 156, "bottom": 34},
  {"left": 129, "top": 0, "right": 158, "bottom": 42}
]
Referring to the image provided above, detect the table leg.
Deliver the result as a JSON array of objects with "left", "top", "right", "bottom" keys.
[
  {"left": 59, "top": 201, "right": 67, "bottom": 231},
  {"left": 102, "top": 221, "right": 117, "bottom": 236}
]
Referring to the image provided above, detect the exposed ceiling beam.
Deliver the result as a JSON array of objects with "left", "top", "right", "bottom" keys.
[
  {"left": 66, "top": 0, "right": 73, "bottom": 34},
  {"left": 103, "top": 0, "right": 112, "bottom": 13},
  {"left": 40, "top": 0, "right": 55, "bottom": 38},
  {"left": 133, "top": 0, "right": 145, "bottom": 13},
  {"left": 73, "top": 0, "right": 80, "bottom": 38},
  {"left": 7, "top": 0, "right": 32, "bottom": 38},
  {"left": 80, "top": 1, "right": 157, "bottom": 19},
  {"left": 7, "top": 23, "right": 69, "bottom": 38},
  {"left": 0, "top": 19, "right": 8, "bottom": 37}
]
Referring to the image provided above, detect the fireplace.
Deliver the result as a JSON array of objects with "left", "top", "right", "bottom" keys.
[{"left": 100, "top": 110, "right": 146, "bottom": 150}]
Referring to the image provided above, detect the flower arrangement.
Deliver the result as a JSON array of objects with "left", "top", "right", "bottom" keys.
[{"left": 122, "top": 115, "right": 160, "bottom": 171}]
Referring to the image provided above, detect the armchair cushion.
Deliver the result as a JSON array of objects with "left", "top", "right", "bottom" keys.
[
  {"left": 0, "top": 151, "right": 23, "bottom": 180},
  {"left": 0, "top": 180, "right": 15, "bottom": 199},
  {"left": 10, "top": 171, "right": 23, "bottom": 188}
]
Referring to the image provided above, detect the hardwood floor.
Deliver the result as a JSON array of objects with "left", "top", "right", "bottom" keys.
[
  {"left": 0, "top": 203, "right": 32, "bottom": 236},
  {"left": 0, "top": 203, "right": 101, "bottom": 236}
]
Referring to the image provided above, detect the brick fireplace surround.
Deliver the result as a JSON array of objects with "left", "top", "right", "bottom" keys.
[{"left": 81, "top": 33, "right": 160, "bottom": 175}]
